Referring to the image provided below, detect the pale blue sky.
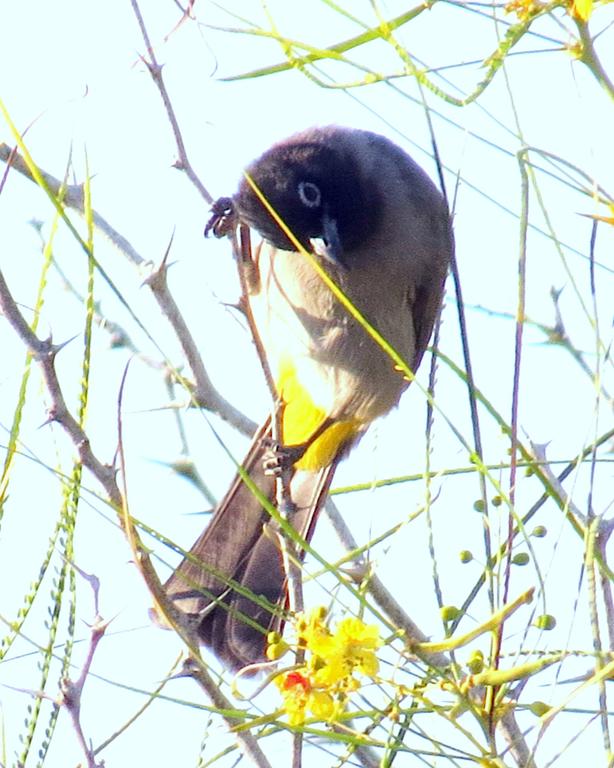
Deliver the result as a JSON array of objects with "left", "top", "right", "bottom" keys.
[{"left": 1, "top": 1, "right": 613, "bottom": 766}]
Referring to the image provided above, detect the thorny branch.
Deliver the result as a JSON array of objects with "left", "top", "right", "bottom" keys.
[
  {"left": 59, "top": 569, "right": 108, "bottom": 768},
  {"left": 326, "top": 496, "right": 538, "bottom": 765},
  {"left": 0, "top": 143, "right": 145, "bottom": 268},
  {"left": 0, "top": 142, "right": 255, "bottom": 437},
  {"left": 143, "top": 247, "right": 256, "bottom": 435},
  {"left": 0, "top": 269, "right": 121, "bottom": 504},
  {"left": 129, "top": 0, "right": 214, "bottom": 205},
  {"left": 0, "top": 268, "right": 272, "bottom": 768}
]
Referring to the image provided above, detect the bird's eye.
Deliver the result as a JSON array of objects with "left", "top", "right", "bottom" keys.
[{"left": 297, "top": 181, "right": 321, "bottom": 208}]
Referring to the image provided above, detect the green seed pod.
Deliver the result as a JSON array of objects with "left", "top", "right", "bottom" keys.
[
  {"left": 467, "top": 649, "right": 485, "bottom": 674},
  {"left": 512, "top": 552, "right": 530, "bottom": 566},
  {"left": 528, "top": 700, "right": 551, "bottom": 717},
  {"left": 441, "top": 605, "right": 461, "bottom": 622},
  {"left": 534, "top": 614, "right": 556, "bottom": 630}
]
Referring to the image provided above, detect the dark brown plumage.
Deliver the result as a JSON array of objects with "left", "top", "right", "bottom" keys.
[{"left": 163, "top": 126, "right": 454, "bottom": 669}]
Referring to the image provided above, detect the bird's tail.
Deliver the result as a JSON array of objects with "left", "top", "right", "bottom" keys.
[{"left": 163, "top": 418, "right": 339, "bottom": 670}]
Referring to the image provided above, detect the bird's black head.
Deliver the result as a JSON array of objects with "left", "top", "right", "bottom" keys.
[{"left": 234, "top": 135, "right": 380, "bottom": 267}]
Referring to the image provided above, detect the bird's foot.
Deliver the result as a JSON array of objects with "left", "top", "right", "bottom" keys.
[{"left": 262, "top": 440, "right": 306, "bottom": 476}]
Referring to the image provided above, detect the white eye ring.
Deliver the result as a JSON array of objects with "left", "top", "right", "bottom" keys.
[{"left": 297, "top": 181, "right": 321, "bottom": 208}]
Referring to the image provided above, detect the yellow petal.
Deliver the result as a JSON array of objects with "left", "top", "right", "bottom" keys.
[
  {"left": 571, "top": 0, "right": 593, "bottom": 21},
  {"left": 308, "top": 690, "right": 336, "bottom": 720}
]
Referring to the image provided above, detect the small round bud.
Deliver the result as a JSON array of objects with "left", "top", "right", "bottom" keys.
[
  {"left": 528, "top": 700, "right": 551, "bottom": 717},
  {"left": 512, "top": 552, "right": 530, "bottom": 566},
  {"left": 534, "top": 614, "right": 556, "bottom": 630},
  {"left": 467, "top": 649, "right": 485, "bottom": 674},
  {"left": 440, "top": 605, "right": 461, "bottom": 622},
  {"left": 266, "top": 631, "right": 289, "bottom": 660}
]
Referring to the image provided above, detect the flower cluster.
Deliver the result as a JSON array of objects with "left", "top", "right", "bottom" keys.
[
  {"left": 269, "top": 607, "right": 382, "bottom": 726},
  {"left": 504, "top": 0, "right": 600, "bottom": 22},
  {"left": 504, "top": 0, "right": 546, "bottom": 20}
]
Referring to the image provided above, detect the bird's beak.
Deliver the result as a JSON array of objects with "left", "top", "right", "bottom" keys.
[{"left": 310, "top": 212, "right": 345, "bottom": 268}]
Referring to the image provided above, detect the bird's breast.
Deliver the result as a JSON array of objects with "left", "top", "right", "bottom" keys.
[{"left": 249, "top": 241, "right": 414, "bottom": 432}]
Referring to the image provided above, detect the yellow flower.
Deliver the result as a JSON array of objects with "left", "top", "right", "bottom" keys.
[
  {"left": 276, "top": 670, "right": 310, "bottom": 726},
  {"left": 336, "top": 616, "right": 381, "bottom": 674},
  {"left": 504, "top": 0, "right": 545, "bottom": 20},
  {"left": 304, "top": 614, "right": 380, "bottom": 690},
  {"left": 272, "top": 608, "right": 382, "bottom": 724},
  {"left": 295, "top": 606, "right": 331, "bottom": 647},
  {"left": 275, "top": 669, "right": 336, "bottom": 725},
  {"left": 309, "top": 689, "right": 336, "bottom": 720}
]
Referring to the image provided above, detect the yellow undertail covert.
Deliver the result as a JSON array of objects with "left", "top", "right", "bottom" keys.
[{"left": 276, "top": 356, "right": 360, "bottom": 471}]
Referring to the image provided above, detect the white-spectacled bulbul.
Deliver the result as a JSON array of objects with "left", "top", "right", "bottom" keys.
[{"left": 163, "top": 125, "right": 454, "bottom": 669}]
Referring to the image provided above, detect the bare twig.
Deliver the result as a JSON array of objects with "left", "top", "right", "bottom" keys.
[
  {"left": 324, "top": 499, "right": 450, "bottom": 669},
  {"left": 8, "top": 566, "right": 109, "bottom": 768},
  {"left": 530, "top": 443, "right": 588, "bottom": 527},
  {"left": 0, "top": 143, "right": 255, "bottom": 436},
  {"left": 208, "top": 209, "right": 305, "bottom": 766},
  {"left": 575, "top": 19, "right": 614, "bottom": 102},
  {"left": 489, "top": 148, "right": 530, "bottom": 737},
  {"left": 0, "top": 142, "right": 145, "bottom": 268},
  {"left": 6, "top": 612, "right": 109, "bottom": 768},
  {"left": 115, "top": 358, "right": 271, "bottom": 768},
  {"left": 597, "top": 517, "right": 614, "bottom": 648},
  {"left": 499, "top": 709, "right": 538, "bottom": 768},
  {"left": 143, "top": 243, "right": 256, "bottom": 435},
  {"left": 448, "top": 225, "right": 494, "bottom": 616},
  {"left": 0, "top": 268, "right": 174, "bottom": 624},
  {"left": 129, "top": 0, "right": 214, "bottom": 204},
  {"left": 328, "top": 493, "right": 540, "bottom": 767},
  {"left": 59, "top": 573, "right": 108, "bottom": 768},
  {"left": 224, "top": 221, "right": 306, "bottom": 645},
  {"left": 175, "top": 658, "right": 273, "bottom": 768},
  {"left": 0, "top": 267, "right": 271, "bottom": 768},
  {"left": 0, "top": 269, "right": 121, "bottom": 504}
]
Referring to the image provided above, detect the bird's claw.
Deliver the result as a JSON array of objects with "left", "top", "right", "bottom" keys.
[{"left": 262, "top": 440, "right": 305, "bottom": 476}]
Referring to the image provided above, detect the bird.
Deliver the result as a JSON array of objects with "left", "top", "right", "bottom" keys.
[{"left": 163, "top": 125, "right": 454, "bottom": 670}]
